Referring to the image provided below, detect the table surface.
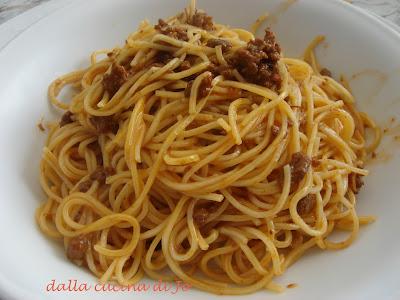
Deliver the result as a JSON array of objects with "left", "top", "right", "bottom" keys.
[{"left": 0, "top": 0, "right": 400, "bottom": 26}]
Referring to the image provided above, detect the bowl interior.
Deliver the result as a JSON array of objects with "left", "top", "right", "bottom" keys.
[{"left": 0, "top": 0, "right": 399, "bottom": 299}]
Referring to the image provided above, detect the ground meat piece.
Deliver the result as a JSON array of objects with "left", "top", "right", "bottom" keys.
[
  {"left": 78, "top": 180, "right": 92, "bottom": 192},
  {"left": 89, "top": 169, "right": 107, "bottom": 185},
  {"left": 271, "top": 125, "right": 280, "bottom": 136},
  {"left": 208, "top": 203, "right": 220, "bottom": 213},
  {"left": 355, "top": 175, "right": 364, "bottom": 191},
  {"left": 218, "top": 65, "right": 235, "bottom": 79},
  {"left": 154, "top": 51, "right": 174, "bottom": 64},
  {"left": 229, "top": 30, "right": 281, "bottom": 89},
  {"left": 66, "top": 235, "right": 91, "bottom": 260},
  {"left": 184, "top": 81, "right": 193, "bottom": 97},
  {"left": 207, "top": 63, "right": 220, "bottom": 76},
  {"left": 189, "top": 11, "right": 214, "bottom": 31},
  {"left": 194, "top": 208, "right": 209, "bottom": 225},
  {"left": 199, "top": 73, "right": 213, "bottom": 98},
  {"left": 267, "top": 168, "right": 283, "bottom": 186},
  {"left": 186, "top": 55, "right": 198, "bottom": 65},
  {"left": 103, "top": 64, "right": 128, "bottom": 96},
  {"left": 60, "top": 111, "right": 74, "bottom": 127},
  {"left": 185, "top": 54, "right": 202, "bottom": 66},
  {"left": 206, "top": 39, "right": 232, "bottom": 52},
  {"left": 290, "top": 152, "right": 311, "bottom": 185},
  {"left": 178, "top": 60, "right": 191, "bottom": 71},
  {"left": 89, "top": 167, "right": 115, "bottom": 185},
  {"left": 90, "top": 116, "right": 119, "bottom": 134},
  {"left": 184, "top": 73, "right": 212, "bottom": 98},
  {"left": 291, "top": 231, "right": 304, "bottom": 249},
  {"left": 320, "top": 68, "right": 332, "bottom": 77},
  {"left": 177, "top": 55, "right": 197, "bottom": 72},
  {"left": 208, "top": 63, "right": 235, "bottom": 79},
  {"left": 311, "top": 158, "right": 320, "bottom": 168},
  {"left": 297, "top": 194, "right": 316, "bottom": 215},
  {"left": 276, "top": 232, "right": 287, "bottom": 241},
  {"left": 37, "top": 120, "right": 45, "bottom": 132},
  {"left": 155, "top": 19, "right": 188, "bottom": 41},
  {"left": 349, "top": 173, "right": 364, "bottom": 194},
  {"left": 225, "top": 87, "right": 241, "bottom": 98},
  {"left": 264, "top": 29, "right": 282, "bottom": 55},
  {"left": 244, "top": 139, "right": 257, "bottom": 149},
  {"left": 69, "top": 148, "right": 81, "bottom": 161}
]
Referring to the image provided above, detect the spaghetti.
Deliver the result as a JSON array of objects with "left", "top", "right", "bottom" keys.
[{"left": 36, "top": 1, "right": 381, "bottom": 295}]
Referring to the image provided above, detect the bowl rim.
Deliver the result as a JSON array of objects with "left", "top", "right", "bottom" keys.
[{"left": 0, "top": 0, "right": 400, "bottom": 299}]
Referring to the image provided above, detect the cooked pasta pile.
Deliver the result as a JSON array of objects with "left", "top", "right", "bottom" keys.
[{"left": 36, "top": 1, "right": 381, "bottom": 295}]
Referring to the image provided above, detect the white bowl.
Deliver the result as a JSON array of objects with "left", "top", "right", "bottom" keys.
[{"left": 0, "top": 0, "right": 399, "bottom": 299}]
